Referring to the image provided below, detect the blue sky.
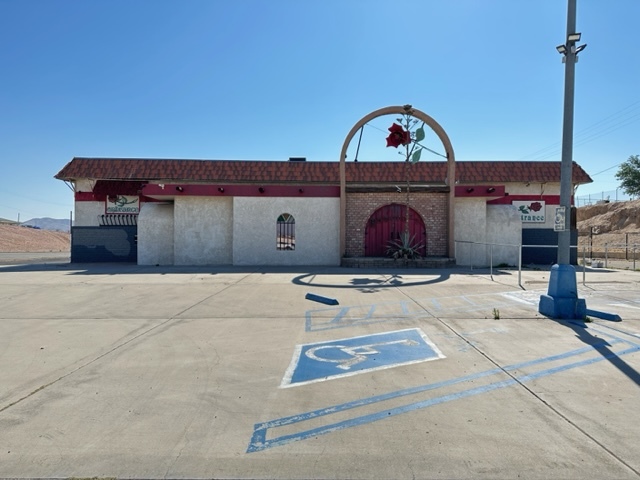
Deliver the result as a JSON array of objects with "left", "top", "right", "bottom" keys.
[{"left": 1, "top": 0, "right": 638, "bottom": 221}]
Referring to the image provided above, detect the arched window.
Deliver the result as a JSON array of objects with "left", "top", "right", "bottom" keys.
[{"left": 276, "top": 213, "right": 295, "bottom": 250}]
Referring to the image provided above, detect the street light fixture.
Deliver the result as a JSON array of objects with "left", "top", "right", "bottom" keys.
[
  {"left": 574, "top": 44, "right": 587, "bottom": 54},
  {"left": 556, "top": 32, "right": 587, "bottom": 63},
  {"left": 567, "top": 32, "right": 582, "bottom": 42}
]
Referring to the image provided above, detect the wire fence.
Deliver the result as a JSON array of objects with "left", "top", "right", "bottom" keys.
[
  {"left": 578, "top": 230, "right": 640, "bottom": 259},
  {"left": 575, "top": 189, "right": 637, "bottom": 207},
  {"left": 455, "top": 240, "right": 639, "bottom": 289}
]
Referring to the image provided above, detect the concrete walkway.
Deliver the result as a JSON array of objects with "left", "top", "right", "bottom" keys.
[{"left": 0, "top": 262, "right": 638, "bottom": 479}]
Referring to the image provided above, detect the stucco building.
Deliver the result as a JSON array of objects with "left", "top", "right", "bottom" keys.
[{"left": 54, "top": 157, "right": 592, "bottom": 267}]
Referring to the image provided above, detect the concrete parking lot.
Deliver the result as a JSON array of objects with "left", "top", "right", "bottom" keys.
[{"left": 0, "top": 260, "right": 639, "bottom": 479}]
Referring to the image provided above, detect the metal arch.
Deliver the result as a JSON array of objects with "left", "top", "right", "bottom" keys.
[{"left": 339, "top": 105, "right": 456, "bottom": 257}]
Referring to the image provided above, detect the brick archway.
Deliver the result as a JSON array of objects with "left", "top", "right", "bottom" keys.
[
  {"left": 365, "top": 204, "right": 426, "bottom": 257},
  {"left": 339, "top": 105, "right": 456, "bottom": 258}
]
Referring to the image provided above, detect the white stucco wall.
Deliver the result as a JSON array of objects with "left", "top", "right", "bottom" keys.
[
  {"left": 173, "top": 197, "right": 233, "bottom": 265},
  {"left": 454, "top": 198, "right": 487, "bottom": 266},
  {"left": 74, "top": 179, "right": 95, "bottom": 192},
  {"left": 486, "top": 205, "right": 522, "bottom": 266},
  {"left": 138, "top": 203, "right": 175, "bottom": 265},
  {"left": 233, "top": 197, "right": 340, "bottom": 266},
  {"left": 75, "top": 202, "right": 103, "bottom": 226},
  {"left": 454, "top": 200, "right": 522, "bottom": 267},
  {"left": 506, "top": 182, "right": 560, "bottom": 197}
]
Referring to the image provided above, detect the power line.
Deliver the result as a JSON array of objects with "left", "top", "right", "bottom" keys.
[
  {"left": 590, "top": 163, "right": 622, "bottom": 177},
  {"left": 520, "top": 99, "right": 640, "bottom": 161}
]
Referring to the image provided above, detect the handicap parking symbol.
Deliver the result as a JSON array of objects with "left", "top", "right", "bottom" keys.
[{"left": 281, "top": 328, "right": 445, "bottom": 387}]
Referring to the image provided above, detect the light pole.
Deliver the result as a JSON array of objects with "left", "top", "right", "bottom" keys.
[{"left": 538, "top": 0, "right": 588, "bottom": 319}]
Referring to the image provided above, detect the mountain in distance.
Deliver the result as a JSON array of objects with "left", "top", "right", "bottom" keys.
[{"left": 22, "top": 217, "right": 72, "bottom": 232}]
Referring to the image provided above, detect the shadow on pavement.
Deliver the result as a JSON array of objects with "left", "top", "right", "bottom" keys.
[{"left": 561, "top": 319, "right": 640, "bottom": 389}]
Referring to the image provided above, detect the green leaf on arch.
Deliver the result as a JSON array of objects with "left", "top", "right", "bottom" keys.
[{"left": 411, "top": 148, "right": 423, "bottom": 163}]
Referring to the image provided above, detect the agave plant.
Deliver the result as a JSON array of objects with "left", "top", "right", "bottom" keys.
[{"left": 386, "top": 232, "right": 424, "bottom": 260}]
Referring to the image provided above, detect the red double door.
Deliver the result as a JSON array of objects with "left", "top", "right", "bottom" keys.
[{"left": 364, "top": 204, "right": 427, "bottom": 257}]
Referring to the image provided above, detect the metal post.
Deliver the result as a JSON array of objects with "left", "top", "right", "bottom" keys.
[
  {"left": 626, "top": 233, "right": 629, "bottom": 260},
  {"left": 518, "top": 245, "right": 522, "bottom": 288},
  {"left": 605, "top": 243, "right": 608, "bottom": 268},
  {"left": 582, "top": 245, "right": 586, "bottom": 285},
  {"left": 490, "top": 244, "right": 493, "bottom": 281}
]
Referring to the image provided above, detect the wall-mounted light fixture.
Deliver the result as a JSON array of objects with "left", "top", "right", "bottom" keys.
[
  {"left": 487, "top": 187, "right": 496, "bottom": 193},
  {"left": 466, "top": 187, "right": 474, "bottom": 193},
  {"left": 218, "top": 187, "right": 225, "bottom": 193},
  {"left": 298, "top": 188, "right": 304, "bottom": 193},
  {"left": 258, "top": 187, "right": 265, "bottom": 193},
  {"left": 176, "top": 186, "right": 184, "bottom": 192}
]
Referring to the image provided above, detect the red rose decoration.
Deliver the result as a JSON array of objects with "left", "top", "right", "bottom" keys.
[
  {"left": 529, "top": 202, "right": 542, "bottom": 212},
  {"left": 386, "top": 123, "right": 411, "bottom": 148}
]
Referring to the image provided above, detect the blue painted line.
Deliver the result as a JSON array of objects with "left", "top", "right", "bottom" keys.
[
  {"left": 590, "top": 323, "right": 640, "bottom": 346},
  {"left": 305, "top": 301, "right": 435, "bottom": 332},
  {"left": 304, "top": 293, "right": 520, "bottom": 332},
  {"left": 247, "top": 378, "right": 517, "bottom": 453},
  {"left": 519, "top": 344, "right": 640, "bottom": 382},
  {"left": 248, "top": 340, "right": 631, "bottom": 452},
  {"left": 329, "top": 307, "right": 350, "bottom": 324},
  {"left": 503, "top": 340, "right": 622, "bottom": 371},
  {"left": 269, "top": 368, "right": 503, "bottom": 431},
  {"left": 362, "top": 304, "right": 376, "bottom": 321},
  {"left": 400, "top": 301, "right": 411, "bottom": 315},
  {"left": 271, "top": 342, "right": 616, "bottom": 431},
  {"left": 459, "top": 296, "right": 476, "bottom": 306}
]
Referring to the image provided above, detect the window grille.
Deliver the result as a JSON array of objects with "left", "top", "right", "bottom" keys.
[
  {"left": 99, "top": 214, "right": 138, "bottom": 226},
  {"left": 277, "top": 213, "right": 295, "bottom": 250}
]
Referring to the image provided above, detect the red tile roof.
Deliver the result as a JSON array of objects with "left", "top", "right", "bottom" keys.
[{"left": 55, "top": 157, "right": 593, "bottom": 185}]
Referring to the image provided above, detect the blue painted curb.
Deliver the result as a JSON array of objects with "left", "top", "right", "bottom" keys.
[
  {"left": 585, "top": 309, "right": 622, "bottom": 322},
  {"left": 305, "top": 293, "right": 339, "bottom": 305}
]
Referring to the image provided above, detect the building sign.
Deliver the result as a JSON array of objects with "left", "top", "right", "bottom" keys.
[
  {"left": 513, "top": 200, "right": 545, "bottom": 223},
  {"left": 106, "top": 195, "right": 139, "bottom": 214}
]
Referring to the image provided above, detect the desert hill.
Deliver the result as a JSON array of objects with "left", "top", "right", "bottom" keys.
[
  {"left": 0, "top": 225, "right": 71, "bottom": 253},
  {"left": 576, "top": 199, "right": 639, "bottom": 260},
  {"left": 576, "top": 199, "right": 640, "bottom": 233}
]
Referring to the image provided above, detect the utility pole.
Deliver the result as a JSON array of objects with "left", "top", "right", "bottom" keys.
[
  {"left": 557, "top": 0, "right": 577, "bottom": 265},
  {"left": 539, "top": 0, "right": 588, "bottom": 319}
]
